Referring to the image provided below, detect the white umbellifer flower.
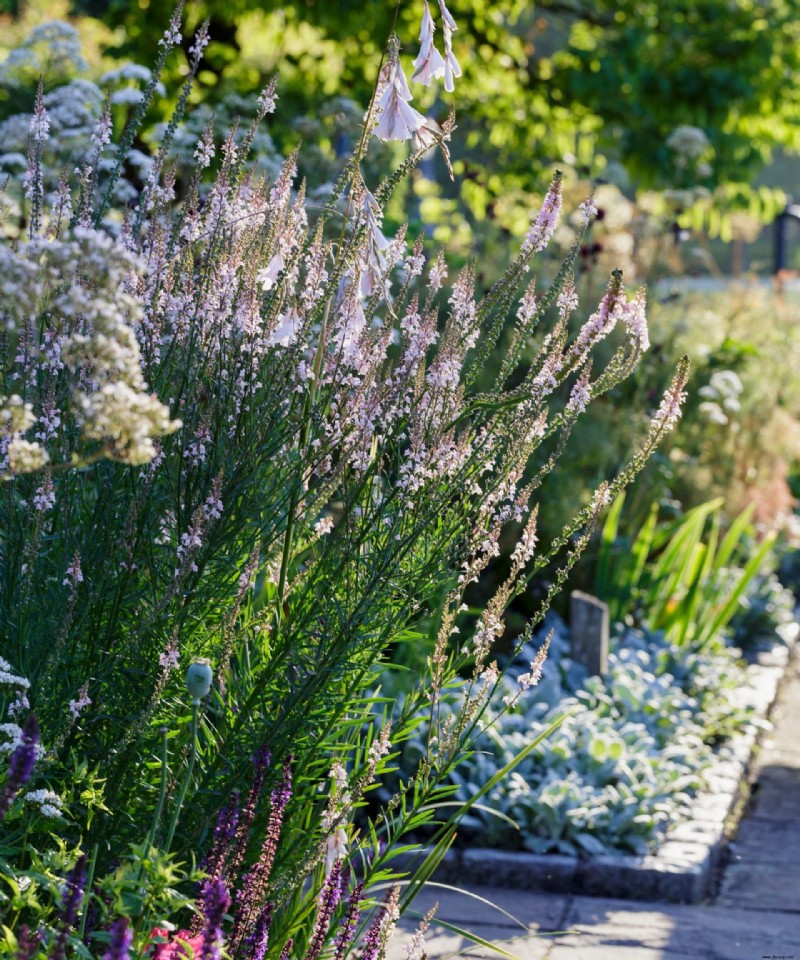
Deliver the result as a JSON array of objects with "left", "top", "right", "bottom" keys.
[
  {"left": 666, "top": 125, "right": 710, "bottom": 160},
  {"left": 6, "top": 436, "right": 48, "bottom": 473},
  {"left": 374, "top": 57, "right": 426, "bottom": 142},
  {"left": 0, "top": 657, "right": 30, "bottom": 690},
  {"left": 0, "top": 722, "right": 23, "bottom": 753},
  {"left": 0, "top": 396, "right": 36, "bottom": 438},
  {"left": 25, "top": 789, "right": 64, "bottom": 819}
]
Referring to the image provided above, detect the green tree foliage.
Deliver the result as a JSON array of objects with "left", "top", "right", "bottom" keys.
[{"left": 58, "top": 0, "right": 800, "bottom": 204}]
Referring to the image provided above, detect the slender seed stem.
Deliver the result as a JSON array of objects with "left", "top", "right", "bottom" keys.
[{"left": 165, "top": 704, "right": 199, "bottom": 853}]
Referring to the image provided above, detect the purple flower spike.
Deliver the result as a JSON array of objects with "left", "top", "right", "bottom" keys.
[
  {"left": 228, "top": 746, "right": 271, "bottom": 880},
  {"left": 304, "top": 860, "right": 342, "bottom": 960},
  {"left": 231, "top": 756, "right": 292, "bottom": 949},
  {"left": 49, "top": 854, "right": 88, "bottom": 960},
  {"left": 278, "top": 939, "right": 293, "bottom": 960},
  {"left": 0, "top": 713, "right": 39, "bottom": 821},
  {"left": 14, "top": 925, "right": 40, "bottom": 960},
  {"left": 334, "top": 882, "right": 363, "bottom": 960},
  {"left": 102, "top": 918, "right": 133, "bottom": 960},
  {"left": 204, "top": 790, "right": 240, "bottom": 881},
  {"left": 244, "top": 903, "right": 273, "bottom": 960},
  {"left": 200, "top": 877, "right": 231, "bottom": 960}
]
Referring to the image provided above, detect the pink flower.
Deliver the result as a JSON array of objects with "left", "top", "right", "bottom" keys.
[{"left": 149, "top": 929, "right": 204, "bottom": 960}]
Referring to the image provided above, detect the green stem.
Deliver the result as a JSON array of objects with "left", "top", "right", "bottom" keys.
[
  {"left": 78, "top": 843, "right": 98, "bottom": 941},
  {"left": 147, "top": 727, "right": 170, "bottom": 851},
  {"left": 165, "top": 704, "right": 199, "bottom": 853}
]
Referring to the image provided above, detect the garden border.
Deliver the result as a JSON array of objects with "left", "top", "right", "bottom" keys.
[{"left": 402, "top": 623, "right": 799, "bottom": 904}]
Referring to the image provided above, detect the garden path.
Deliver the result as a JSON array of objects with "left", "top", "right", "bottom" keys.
[{"left": 389, "top": 659, "right": 800, "bottom": 960}]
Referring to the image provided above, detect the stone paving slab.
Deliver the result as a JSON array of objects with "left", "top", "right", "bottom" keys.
[
  {"left": 545, "top": 946, "right": 696, "bottom": 960},
  {"left": 718, "top": 861, "right": 800, "bottom": 912},
  {"left": 729, "top": 815, "right": 800, "bottom": 864},
  {"left": 402, "top": 885, "right": 568, "bottom": 931},
  {"left": 749, "top": 774, "right": 800, "bottom": 820},
  {"left": 562, "top": 896, "right": 800, "bottom": 959},
  {"left": 389, "top": 921, "right": 554, "bottom": 960}
]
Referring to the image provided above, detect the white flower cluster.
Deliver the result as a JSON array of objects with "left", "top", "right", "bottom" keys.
[
  {"left": 1, "top": 229, "right": 180, "bottom": 472},
  {"left": 25, "top": 788, "right": 63, "bottom": 819}
]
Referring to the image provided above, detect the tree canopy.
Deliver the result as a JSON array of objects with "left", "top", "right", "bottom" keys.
[{"left": 51, "top": 0, "right": 800, "bottom": 199}]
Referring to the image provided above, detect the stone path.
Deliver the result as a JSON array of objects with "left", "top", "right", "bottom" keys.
[{"left": 388, "top": 659, "right": 800, "bottom": 960}]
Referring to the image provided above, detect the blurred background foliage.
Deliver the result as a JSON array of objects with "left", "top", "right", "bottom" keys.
[
  {"left": 1, "top": 0, "right": 800, "bottom": 260},
  {"left": 2, "top": 0, "right": 800, "bottom": 623}
]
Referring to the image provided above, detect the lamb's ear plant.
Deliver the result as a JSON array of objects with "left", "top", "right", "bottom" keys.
[{"left": 0, "top": 3, "right": 689, "bottom": 956}]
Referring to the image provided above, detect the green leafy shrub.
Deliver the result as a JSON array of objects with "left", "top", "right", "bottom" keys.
[{"left": 0, "top": 5, "right": 686, "bottom": 956}]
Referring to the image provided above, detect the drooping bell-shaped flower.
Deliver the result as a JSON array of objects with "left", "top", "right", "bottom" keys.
[
  {"left": 374, "top": 50, "right": 426, "bottom": 142},
  {"left": 438, "top": 0, "right": 462, "bottom": 92},
  {"left": 411, "top": 1, "right": 446, "bottom": 86}
]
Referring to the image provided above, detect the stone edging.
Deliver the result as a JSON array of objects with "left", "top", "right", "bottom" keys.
[{"left": 401, "top": 624, "right": 798, "bottom": 904}]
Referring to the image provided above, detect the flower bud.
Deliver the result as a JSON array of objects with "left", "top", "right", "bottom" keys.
[{"left": 186, "top": 658, "right": 213, "bottom": 704}]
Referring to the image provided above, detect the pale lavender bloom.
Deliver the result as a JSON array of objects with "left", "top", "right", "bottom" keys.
[
  {"left": 374, "top": 59, "right": 426, "bottom": 142},
  {"left": 566, "top": 371, "right": 592, "bottom": 415},
  {"left": 68, "top": 683, "right": 92, "bottom": 719},
  {"left": 29, "top": 87, "right": 50, "bottom": 143},
  {"left": 314, "top": 516, "right": 334, "bottom": 537},
  {"left": 189, "top": 22, "right": 211, "bottom": 62},
  {"left": 63, "top": 553, "right": 84, "bottom": 588},
  {"left": 257, "top": 251, "right": 285, "bottom": 291},
  {"left": 579, "top": 195, "right": 598, "bottom": 225},
  {"left": 194, "top": 126, "right": 216, "bottom": 169},
  {"left": 159, "top": 640, "right": 180, "bottom": 671},
  {"left": 160, "top": 9, "right": 182, "bottom": 47},
  {"left": 257, "top": 77, "right": 279, "bottom": 116},
  {"left": 32, "top": 477, "right": 55, "bottom": 512},
  {"left": 517, "top": 634, "right": 550, "bottom": 690},
  {"left": 91, "top": 106, "right": 113, "bottom": 149},
  {"left": 411, "top": 1, "right": 446, "bottom": 86},
  {"left": 516, "top": 279, "right": 537, "bottom": 325},
  {"left": 624, "top": 288, "right": 649, "bottom": 352},
  {"left": 655, "top": 380, "right": 688, "bottom": 432},
  {"left": 428, "top": 252, "right": 447, "bottom": 294},
  {"left": 523, "top": 175, "right": 563, "bottom": 254},
  {"left": 556, "top": 278, "right": 578, "bottom": 319},
  {"left": 267, "top": 308, "right": 302, "bottom": 348}
]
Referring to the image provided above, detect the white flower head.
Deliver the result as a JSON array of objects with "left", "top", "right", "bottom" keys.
[{"left": 25, "top": 789, "right": 64, "bottom": 819}]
